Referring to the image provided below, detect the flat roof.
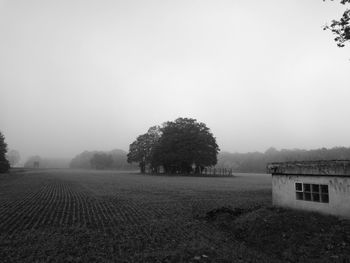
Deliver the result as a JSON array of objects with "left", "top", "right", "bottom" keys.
[{"left": 267, "top": 160, "right": 350, "bottom": 176}]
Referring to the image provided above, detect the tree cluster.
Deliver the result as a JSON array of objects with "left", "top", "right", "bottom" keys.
[
  {"left": 0, "top": 131, "right": 10, "bottom": 173},
  {"left": 127, "top": 118, "right": 220, "bottom": 174}
]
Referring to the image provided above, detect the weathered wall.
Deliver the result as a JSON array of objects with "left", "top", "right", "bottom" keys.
[{"left": 272, "top": 175, "right": 350, "bottom": 218}]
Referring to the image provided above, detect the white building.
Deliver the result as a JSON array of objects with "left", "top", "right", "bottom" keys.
[{"left": 267, "top": 160, "right": 350, "bottom": 218}]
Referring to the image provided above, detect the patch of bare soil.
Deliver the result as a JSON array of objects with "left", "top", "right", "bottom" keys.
[{"left": 206, "top": 206, "right": 350, "bottom": 262}]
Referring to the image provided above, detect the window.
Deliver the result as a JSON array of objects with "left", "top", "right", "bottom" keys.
[{"left": 295, "top": 183, "right": 329, "bottom": 203}]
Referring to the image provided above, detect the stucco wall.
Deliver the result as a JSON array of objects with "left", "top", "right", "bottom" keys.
[{"left": 272, "top": 175, "right": 350, "bottom": 218}]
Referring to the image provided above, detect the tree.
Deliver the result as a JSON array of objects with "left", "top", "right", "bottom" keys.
[
  {"left": 90, "top": 153, "right": 113, "bottom": 169},
  {"left": 127, "top": 126, "right": 161, "bottom": 173},
  {"left": 324, "top": 0, "right": 350, "bottom": 47},
  {"left": 6, "top": 149, "right": 20, "bottom": 167},
  {"left": 152, "top": 118, "right": 220, "bottom": 174},
  {"left": 0, "top": 132, "right": 10, "bottom": 173},
  {"left": 24, "top": 155, "right": 41, "bottom": 168}
]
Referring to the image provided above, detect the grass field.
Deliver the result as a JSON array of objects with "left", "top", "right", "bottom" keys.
[{"left": 0, "top": 169, "right": 273, "bottom": 262}]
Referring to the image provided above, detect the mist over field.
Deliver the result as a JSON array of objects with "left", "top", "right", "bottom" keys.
[
  {"left": 2, "top": 1, "right": 350, "bottom": 261},
  {"left": 0, "top": 0, "right": 349, "bottom": 164}
]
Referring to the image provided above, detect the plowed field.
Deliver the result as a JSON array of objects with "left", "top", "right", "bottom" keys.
[{"left": 0, "top": 169, "right": 272, "bottom": 262}]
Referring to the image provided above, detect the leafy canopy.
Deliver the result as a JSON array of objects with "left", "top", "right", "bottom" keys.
[
  {"left": 324, "top": 0, "right": 350, "bottom": 47},
  {"left": 127, "top": 118, "right": 219, "bottom": 174},
  {"left": 154, "top": 118, "right": 219, "bottom": 174},
  {"left": 127, "top": 126, "right": 161, "bottom": 173}
]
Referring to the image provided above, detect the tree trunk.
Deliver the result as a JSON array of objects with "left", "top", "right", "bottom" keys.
[{"left": 140, "top": 162, "right": 146, "bottom": 174}]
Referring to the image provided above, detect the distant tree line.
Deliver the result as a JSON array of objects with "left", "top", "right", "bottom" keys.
[
  {"left": 217, "top": 146, "right": 350, "bottom": 173},
  {"left": 70, "top": 149, "right": 138, "bottom": 170},
  {"left": 24, "top": 156, "right": 70, "bottom": 169},
  {"left": 127, "top": 118, "right": 220, "bottom": 174}
]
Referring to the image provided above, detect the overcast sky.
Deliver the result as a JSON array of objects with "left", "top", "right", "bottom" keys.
[{"left": 0, "top": 0, "right": 349, "bottom": 161}]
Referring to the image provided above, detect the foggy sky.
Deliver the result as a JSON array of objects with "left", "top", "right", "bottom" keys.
[{"left": 1, "top": 0, "right": 349, "bottom": 162}]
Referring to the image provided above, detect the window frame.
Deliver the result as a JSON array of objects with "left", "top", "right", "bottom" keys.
[{"left": 295, "top": 182, "right": 329, "bottom": 203}]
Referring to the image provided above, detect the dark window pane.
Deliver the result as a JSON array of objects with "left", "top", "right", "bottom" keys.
[
  {"left": 304, "top": 192, "right": 311, "bottom": 201},
  {"left": 296, "top": 192, "right": 303, "bottom": 200},
  {"left": 312, "top": 193, "right": 320, "bottom": 202},
  {"left": 321, "top": 194, "right": 329, "bottom": 203},
  {"left": 304, "top": 184, "right": 311, "bottom": 192},
  {"left": 312, "top": 184, "right": 319, "bottom": 193},
  {"left": 296, "top": 183, "right": 302, "bottom": 191},
  {"left": 321, "top": 185, "right": 329, "bottom": 194}
]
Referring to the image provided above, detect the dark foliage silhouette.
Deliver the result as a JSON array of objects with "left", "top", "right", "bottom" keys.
[
  {"left": 128, "top": 118, "right": 219, "bottom": 174},
  {"left": 0, "top": 131, "right": 10, "bottom": 173},
  {"left": 324, "top": 0, "right": 350, "bottom": 47},
  {"left": 127, "top": 126, "right": 161, "bottom": 173}
]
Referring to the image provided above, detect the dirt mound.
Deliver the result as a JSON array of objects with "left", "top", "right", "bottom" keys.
[
  {"left": 205, "top": 207, "right": 247, "bottom": 221},
  {"left": 208, "top": 206, "right": 350, "bottom": 262}
]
